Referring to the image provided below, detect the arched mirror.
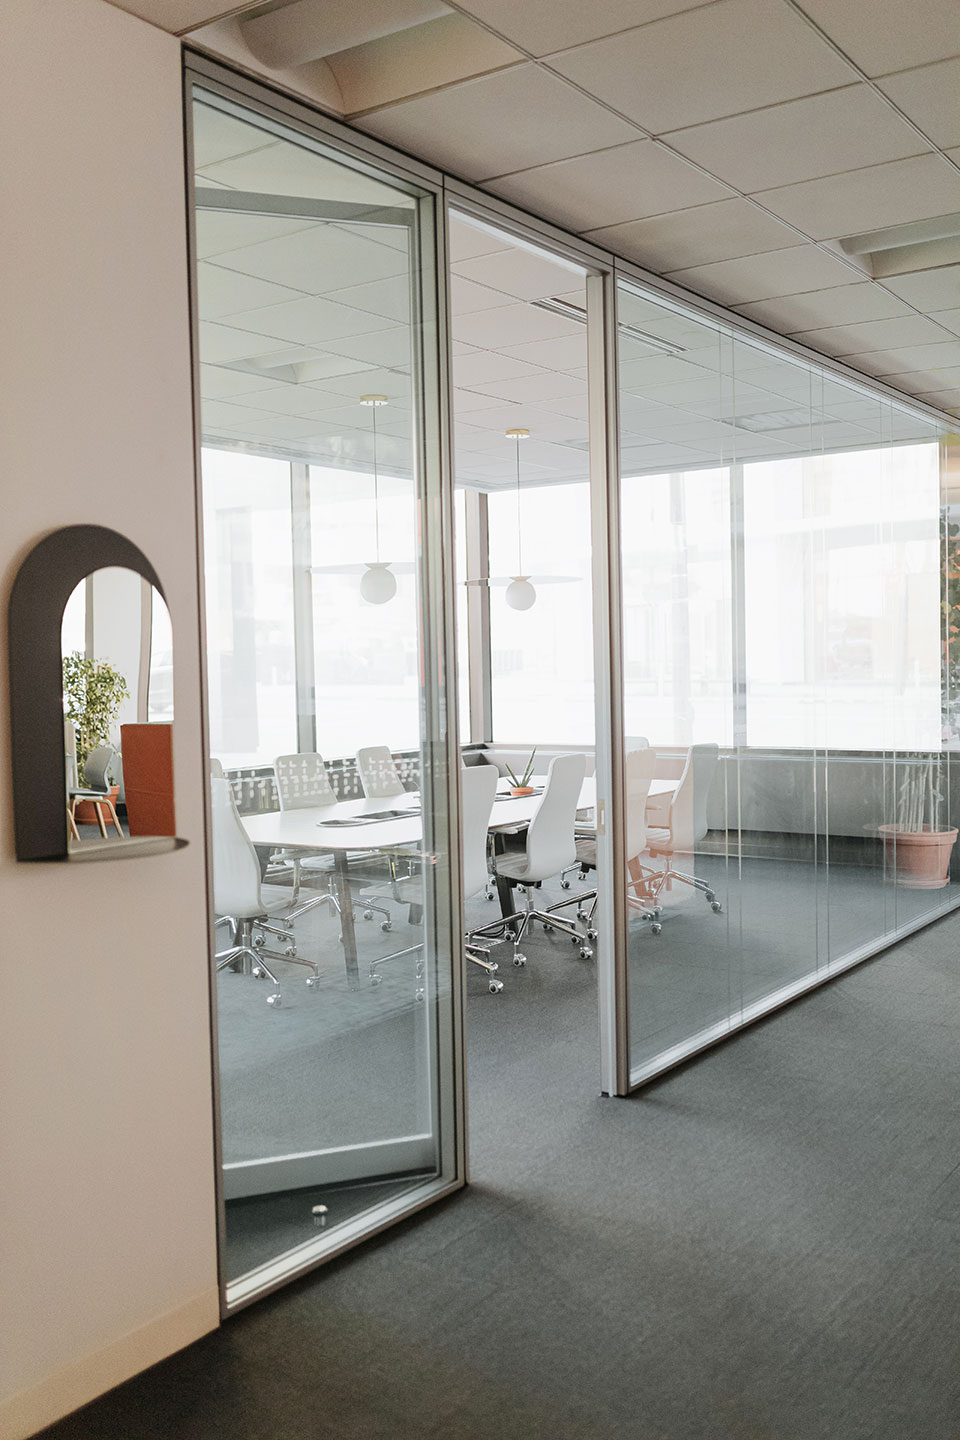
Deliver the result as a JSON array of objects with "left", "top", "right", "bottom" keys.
[
  {"left": 8, "top": 524, "right": 186, "bottom": 861},
  {"left": 61, "top": 568, "right": 176, "bottom": 851}
]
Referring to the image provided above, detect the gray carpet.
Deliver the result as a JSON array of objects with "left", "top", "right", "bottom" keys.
[{"left": 40, "top": 897, "right": 960, "bottom": 1440}]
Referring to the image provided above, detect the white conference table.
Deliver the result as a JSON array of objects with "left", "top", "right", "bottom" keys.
[{"left": 243, "top": 775, "right": 675, "bottom": 986}]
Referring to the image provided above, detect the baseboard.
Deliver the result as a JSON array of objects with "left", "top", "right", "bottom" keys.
[{"left": 0, "top": 1285, "right": 221, "bottom": 1440}]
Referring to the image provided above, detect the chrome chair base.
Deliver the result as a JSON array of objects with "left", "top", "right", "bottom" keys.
[{"left": 215, "top": 916, "right": 321, "bottom": 1006}]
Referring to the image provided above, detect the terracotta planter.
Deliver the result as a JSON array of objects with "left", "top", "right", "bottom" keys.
[
  {"left": 878, "top": 824, "right": 958, "bottom": 889},
  {"left": 73, "top": 784, "right": 120, "bottom": 825},
  {"left": 509, "top": 785, "right": 535, "bottom": 797}
]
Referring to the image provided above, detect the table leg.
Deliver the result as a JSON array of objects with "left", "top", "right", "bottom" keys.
[
  {"left": 495, "top": 873, "right": 516, "bottom": 919},
  {"left": 334, "top": 851, "right": 360, "bottom": 990}
]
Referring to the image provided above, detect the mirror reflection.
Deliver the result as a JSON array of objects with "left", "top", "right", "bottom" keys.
[{"left": 61, "top": 567, "right": 175, "bottom": 850}]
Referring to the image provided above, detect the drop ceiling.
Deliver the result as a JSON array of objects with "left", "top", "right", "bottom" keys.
[{"left": 138, "top": 0, "right": 960, "bottom": 421}]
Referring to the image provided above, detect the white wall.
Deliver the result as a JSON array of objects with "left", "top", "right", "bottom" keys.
[{"left": 0, "top": 3, "right": 220, "bottom": 1435}]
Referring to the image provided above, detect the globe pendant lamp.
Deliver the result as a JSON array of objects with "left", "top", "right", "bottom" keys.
[
  {"left": 504, "top": 427, "right": 536, "bottom": 611},
  {"left": 358, "top": 394, "right": 397, "bottom": 605}
]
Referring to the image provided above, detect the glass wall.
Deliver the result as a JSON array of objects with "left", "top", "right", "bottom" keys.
[
  {"left": 617, "top": 282, "right": 957, "bottom": 1084},
  {"left": 190, "top": 84, "right": 461, "bottom": 1305}
]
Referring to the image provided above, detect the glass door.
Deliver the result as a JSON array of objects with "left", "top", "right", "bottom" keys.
[{"left": 186, "top": 72, "right": 464, "bottom": 1308}]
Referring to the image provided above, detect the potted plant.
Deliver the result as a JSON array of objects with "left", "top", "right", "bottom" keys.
[
  {"left": 878, "top": 755, "right": 958, "bottom": 889},
  {"left": 62, "top": 652, "right": 129, "bottom": 817},
  {"left": 505, "top": 748, "right": 537, "bottom": 796}
]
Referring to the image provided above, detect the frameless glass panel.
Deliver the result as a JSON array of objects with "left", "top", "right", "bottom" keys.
[
  {"left": 190, "top": 87, "right": 460, "bottom": 1303},
  {"left": 616, "top": 291, "right": 740, "bottom": 1075},
  {"left": 619, "top": 278, "right": 960, "bottom": 1085}
]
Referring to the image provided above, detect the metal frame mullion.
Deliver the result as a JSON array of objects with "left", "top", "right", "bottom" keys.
[
  {"left": 729, "top": 462, "right": 747, "bottom": 748},
  {"left": 587, "top": 270, "right": 629, "bottom": 1098}
]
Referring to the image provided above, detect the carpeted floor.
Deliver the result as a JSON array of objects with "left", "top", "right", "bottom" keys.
[{"left": 40, "top": 892, "right": 960, "bottom": 1440}]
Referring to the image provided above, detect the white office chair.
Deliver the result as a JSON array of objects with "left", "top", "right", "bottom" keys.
[
  {"left": 461, "top": 764, "right": 504, "bottom": 992},
  {"left": 211, "top": 776, "right": 320, "bottom": 1007},
  {"left": 370, "top": 763, "right": 504, "bottom": 994},
  {"left": 642, "top": 743, "right": 722, "bottom": 918},
  {"left": 357, "top": 745, "right": 406, "bottom": 799},
  {"left": 547, "top": 747, "right": 660, "bottom": 937},
  {"left": 272, "top": 752, "right": 383, "bottom": 928},
  {"left": 472, "top": 752, "right": 591, "bottom": 967}
]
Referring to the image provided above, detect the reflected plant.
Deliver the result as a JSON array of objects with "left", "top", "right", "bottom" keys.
[
  {"left": 941, "top": 510, "right": 960, "bottom": 741},
  {"left": 896, "top": 755, "right": 943, "bottom": 833},
  {"left": 62, "top": 652, "right": 129, "bottom": 781}
]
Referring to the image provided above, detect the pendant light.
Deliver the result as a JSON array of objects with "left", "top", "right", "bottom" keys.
[
  {"left": 357, "top": 394, "right": 397, "bottom": 605},
  {"left": 504, "top": 428, "right": 536, "bottom": 611}
]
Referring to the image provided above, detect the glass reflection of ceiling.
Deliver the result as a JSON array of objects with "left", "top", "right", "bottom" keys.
[{"left": 193, "top": 100, "right": 941, "bottom": 491}]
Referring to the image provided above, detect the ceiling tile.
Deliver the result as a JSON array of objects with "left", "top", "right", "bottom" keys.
[
  {"left": 549, "top": 0, "right": 853, "bottom": 134},
  {"left": 450, "top": 275, "right": 518, "bottom": 314},
  {"left": 496, "top": 334, "right": 591, "bottom": 370},
  {"left": 846, "top": 340, "right": 960, "bottom": 376},
  {"left": 879, "top": 365, "right": 960, "bottom": 392},
  {"left": 882, "top": 265, "right": 960, "bottom": 310},
  {"left": 191, "top": 105, "right": 275, "bottom": 169},
  {"left": 324, "top": 327, "right": 413, "bottom": 368},
  {"left": 667, "top": 85, "right": 926, "bottom": 193},
  {"left": 585, "top": 199, "right": 801, "bottom": 271},
  {"left": 912, "top": 387, "right": 960, "bottom": 412},
  {"left": 451, "top": 0, "right": 712, "bottom": 57},
  {"left": 483, "top": 139, "right": 733, "bottom": 229},
  {"left": 928, "top": 307, "right": 960, "bottom": 336},
  {"left": 324, "top": 275, "right": 412, "bottom": 324},
  {"left": 194, "top": 210, "right": 317, "bottom": 261},
  {"left": 214, "top": 223, "right": 407, "bottom": 293},
  {"left": 357, "top": 65, "right": 636, "bottom": 182},
  {"left": 452, "top": 302, "right": 583, "bottom": 350},
  {"left": 227, "top": 295, "right": 394, "bottom": 346},
  {"left": 198, "top": 139, "right": 406, "bottom": 209},
  {"left": 448, "top": 218, "right": 512, "bottom": 262},
  {"left": 199, "top": 365, "right": 289, "bottom": 400},
  {"left": 452, "top": 351, "right": 544, "bottom": 385},
  {"left": 453, "top": 247, "right": 585, "bottom": 301},
  {"left": 734, "top": 284, "right": 914, "bottom": 330},
  {"left": 755, "top": 154, "right": 960, "bottom": 241},
  {"left": 795, "top": 0, "right": 960, "bottom": 78},
  {"left": 876, "top": 59, "right": 960, "bottom": 149},
  {"left": 469, "top": 372, "right": 587, "bottom": 404},
  {"left": 198, "top": 320, "right": 294, "bottom": 364},
  {"left": 663, "top": 244, "right": 858, "bottom": 305},
  {"left": 197, "top": 262, "right": 308, "bottom": 320},
  {"left": 789, "top": 314, "right": 952, "bottom": 357}
]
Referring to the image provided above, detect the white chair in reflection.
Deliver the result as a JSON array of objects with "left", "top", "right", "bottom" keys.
[
  {"left": 558, "top": 737, "right": 648, "bottom": 889},
  {"left": 547, "top": 747, "right": 660, "bottom": 937},
  {"left": 357, "top": 745, "right": 406, "bottom": 799},
  {"left": 370, "top": 762, "right": 503, "bottom": 994},
  {"left": 462, "top": 764, "right": 504, "bottom": 992},
  {"left": 642, "top": 743, "right": 723, "bottom": 919},
  {"left": 356, "top": 745, "right": 421, "bottom": 924},
  {"left": 68, "top": 744, "right": 124, "bottom": 840},
  {"left": 472, "top": 752, "right": 592, "bottom": 967},
  {"left": 211, "top": 775, "right": 319, "bottom": 1008}
]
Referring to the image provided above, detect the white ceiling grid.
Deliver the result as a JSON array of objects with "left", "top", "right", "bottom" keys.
[{"left": 340, "top": 0, "right": 960, "bottom": 418}]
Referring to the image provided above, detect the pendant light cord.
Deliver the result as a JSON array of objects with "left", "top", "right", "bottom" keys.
[
  {"left": 372, "top": 403, "right": 381, "bottom": 564},
  {"left": 515, "top": 436, "right": 522, "bottom": 576}
]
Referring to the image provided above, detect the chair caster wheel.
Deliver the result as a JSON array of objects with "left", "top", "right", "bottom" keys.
[
  {"left": 252, "top": 936, "right": 265, "bottom": 950},
  {"left": 381, "top": 921, "right": 392, "bottom": 932},
  {"left": 489, "top": 980, "right": 504, "bottom": 993},
  {"left": 363, "top": 909, "right": 374, "bottom": 920},
  {"left": 370, "top": 973, "right": 383, "bottom": 987},
  {"left": 284, "top": 946, "right": 297, "bottom": 958},
  {"left": 486, "top": 892, "right": 495, "bottom": 901},
  {"left": 560, "top": 879, "right": 570, "bottom": 889},
  {"left": 579, "top": 947, "right": 593, "bottom": 960},
  {"left": 305, "top": 975, "right": 319, "bottom": 988},
  {"left": 266, "top": 993, "right": 281, "bottom": 1007},
  {"left": 587, "top": 929, "right": 598, "bottom": 942},
  {"left": 578, "top": 871, "right": 588, "bottom": 882},
  {"left": 704, "top": 890, "right": 715, "bottom": 903},
  {"left": 570, "top": 935, "right": 581, "bottom": 946},
  {"left": 513, "top": 953, "right": 526, "bottom": 967},
  {"left": 651, "top": 923, "right": 662, "bottom": 935},
  {"left": 283, "top": 919, "right": 295, "bottom": 930},
  {"left": 252, "top": 965, "right": 266, "bottom": 979},
  {"left": 711, "top": 901, "right": 722, "bottom": 913}
]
